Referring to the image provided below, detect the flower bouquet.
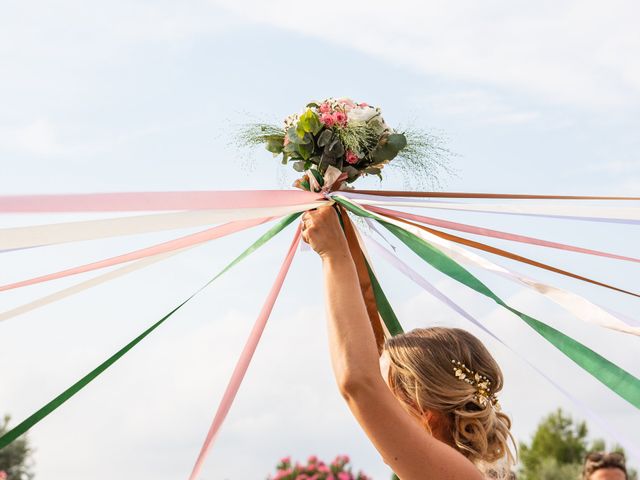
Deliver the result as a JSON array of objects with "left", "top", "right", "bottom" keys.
[{"left": 238, "top": 97, "right": 450, "bottom": 191}]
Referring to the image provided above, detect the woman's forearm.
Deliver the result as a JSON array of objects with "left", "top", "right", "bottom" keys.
[{"left": 322, "top": 252, "right": 381, "bottom": 394}]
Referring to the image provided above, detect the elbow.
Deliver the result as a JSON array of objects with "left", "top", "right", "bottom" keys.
[{"left": 337, "top": 372, "right": 379, "bottom": 401}]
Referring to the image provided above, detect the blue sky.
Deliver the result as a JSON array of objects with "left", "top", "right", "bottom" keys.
[{"left": 1, "top": 1, "right": 639, "bottom": 479}]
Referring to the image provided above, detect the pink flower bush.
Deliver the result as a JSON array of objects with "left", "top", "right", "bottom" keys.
[
  {"left": 0, "top": 471, "right": 6, "bottom": 480},
  {"left": 268, "top": 454, "right": 370, "bottom": 480}
]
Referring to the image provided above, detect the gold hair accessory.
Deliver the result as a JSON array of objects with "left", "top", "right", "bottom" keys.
[{"left": 451, "top": 360, "right": 499, "bottom": 408}]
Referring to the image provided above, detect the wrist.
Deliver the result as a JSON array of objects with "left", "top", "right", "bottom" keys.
[{"left": 320, "top": 248, "right": 351, "bottom": 264}]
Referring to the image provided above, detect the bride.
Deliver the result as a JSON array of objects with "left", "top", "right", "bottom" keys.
[{"left": 301, "top": 206, "right": 515, "bottom": 480}]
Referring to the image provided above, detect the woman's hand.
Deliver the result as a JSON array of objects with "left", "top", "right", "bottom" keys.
[{"left": 301, "top": 206, "right": 349, "bottom": 259}]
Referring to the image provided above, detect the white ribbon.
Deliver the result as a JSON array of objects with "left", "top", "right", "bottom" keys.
[{"left": 0, "top": 202, "right": 329, "bottom": 250}]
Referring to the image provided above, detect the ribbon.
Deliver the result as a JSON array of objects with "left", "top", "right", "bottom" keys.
[
  {"left": 305, "top": 165, "right": 349, "bottom": 194},
  {"left": 0, "top": 213, "right": 301, "bottom": 450},
  {"left": 378, "top": 212, "right": 640, "bottom": 299},
  {"left": 366, "top": 205, "right": 640, "bottom": 264},
  {"left": 339, "top": 208, "right": 387, "bottom": 352},
  {"left": 347, "top": 220, "right": 399, "bottom": 338},
  {"left": 365, "top": 259, "right": 403, "bottom": 337},
  {"left": 0, "top": 190, "right": 323, "bottom": 213},
  {"left": 338, "top": 192, "right": 640, "bottom": 224},
  {"left": 334, "top": 195, "right": 640, "bottom": 409},
  {"left": 0, "top": 249, "right": 188, "bottom": 322},
  {"left": 188, "top": 225, "right": 301, "bottom": 480},
  {"left": 351, "top": 190, "right": 640, "bottom": 200},
  {"left": 0, "top": 202, "right": 328, "bottom": 250},
  {"left": 369, "top": 209, "right": 640, "bottom": 336},
  {"left": 0, "top": 217, "right": 276, "bottom": 292},
  {"left": 365, "top": 235, "right": 640, "bottom": 461}
]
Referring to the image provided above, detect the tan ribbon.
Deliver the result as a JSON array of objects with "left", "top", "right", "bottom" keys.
[
  {"left": 351, "top": 190, "right": 640, "bottom": 200},
  {"left": 339, "top": 206, "right": 386, "bottom": 354}
]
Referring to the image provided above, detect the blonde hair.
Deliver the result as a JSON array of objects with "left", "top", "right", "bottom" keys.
[{"left": 384, "top": 327, "right": 516, "bottom": 472}]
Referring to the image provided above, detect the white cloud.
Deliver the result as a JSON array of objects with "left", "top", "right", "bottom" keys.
[{"left": 210, "top": 0, "right": 640, "bottom": 111}]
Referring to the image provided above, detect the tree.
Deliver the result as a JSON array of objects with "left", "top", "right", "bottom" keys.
[
  {"left": 0, "top": 415, "right": 34, "bottom": 480},
  {"left": 519, "top": 408, "right": 637, "bottom": 480}
]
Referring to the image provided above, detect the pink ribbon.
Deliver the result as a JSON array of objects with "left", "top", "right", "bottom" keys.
[
  {"left": 366, "top": 205, "right": 640, "bottom": 264},
  {"left": 188, "top": 225, "right": 301, "bottom": 480},
  {"left": 0, "top": 217, "right": 274, "bottom": 292},
  {"left": 0, "top": 190, "right": 323, "bottom": 213}
]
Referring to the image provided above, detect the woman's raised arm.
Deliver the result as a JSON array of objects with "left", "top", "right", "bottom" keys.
[{"left": 301, "top": 206, "right": 483, "bottom": 480}]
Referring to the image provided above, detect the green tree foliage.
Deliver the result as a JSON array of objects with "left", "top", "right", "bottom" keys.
[
  {"left": 0, "top": 415, "right": 34, "bottom": 480},
  {"left": 519, "top": 408, "right": 637, "bottom": 480}
]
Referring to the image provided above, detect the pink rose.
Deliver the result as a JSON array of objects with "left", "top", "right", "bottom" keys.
[
  {"left": 307, "top": 455, "right": 318, "bottom": 464},
  {"left": 333, "top": 111, "right": 347, "bottom": 126},
  {"left": 0, "top": 471, "right": 6, "bottom": 480},
  {"left": 346, "top": 150, "right": 359, "bottom": 165},
  {"left": 321, "top": 113, "right": 336, "bottom": 127},
  {"left": 319, "top": 102, "right": 332, "bottom": 114},
  {"left": 280, "top": 456, "right": 291, "bottom": 465},
  {"left": 358, "top": 102, "right": 368, "bottom": 107},
  {"left": 338, "top": 473, "right": 351, "bottom": 480}
]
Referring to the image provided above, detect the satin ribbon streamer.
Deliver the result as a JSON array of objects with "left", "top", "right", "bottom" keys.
[
  {"left": 353, "top": 203, "right": 640, "bottom": 335},
  {"left": 0, "top": 217, "right": 276, "bottom": 292},
  {"left": 188, "top": 225, "right": 301, "bottom": 480},
  {"left": 340, "top": 192, "right": 640, "bottom": 224},
  {"left": 0, "top": 202, "right": 327, "bottom": 250},
  {"left": 351, "top": 190, "right": 640, "bottom": 201},
  {"left": 366, "top": 205, "right": 640, "bottom": 264},
  {"left": 0, "top": 213, "right": 301, "bottom": 449},
  {"left": 0, "top": 190, "right": 323, "bottom": 212}
]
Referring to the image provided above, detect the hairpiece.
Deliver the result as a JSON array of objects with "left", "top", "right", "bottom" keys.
[{"left": 451, "top": 360, "right": 499, "bottom": 408}]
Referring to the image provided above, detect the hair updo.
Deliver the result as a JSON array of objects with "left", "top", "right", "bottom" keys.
[{"left": 383, "top": 327, "right": 516, "bottom": 471}]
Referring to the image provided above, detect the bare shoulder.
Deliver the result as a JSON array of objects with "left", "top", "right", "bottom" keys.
[{"left": 341, "top": 376, "right": 484, "bottom": 480}]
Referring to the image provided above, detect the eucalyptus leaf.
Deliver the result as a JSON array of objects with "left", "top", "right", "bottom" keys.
[
  {"left": 298, "top": 108, "right": 323, "bottom": 136},
  {"left": 265, "top": 138, "right": 284, "bottom": 154},
  {"left": 343, "top": 166, "right": 361, "bottom": 182},
  {"left": 328, "top": 138, "right": 345, "bottom": 157},
  {"left": 297, "top": 141, "right": 313, "bottom": 161},
  {"left": 317, "top": 129, "right": 333, "bottom": 148},
  {"left": 387, "top": 133, "right": 407, "bottom": 151},
  {"left": 292, "top": 161, "right": 306, "bottom": 172}
]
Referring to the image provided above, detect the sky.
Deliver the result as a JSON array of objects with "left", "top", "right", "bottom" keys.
[{"left": 1, "top": 0, "right": 639, "bottom": 478}]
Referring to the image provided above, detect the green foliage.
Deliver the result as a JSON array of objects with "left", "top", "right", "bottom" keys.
[
  {"left": 519, "top": 408, "right": 637, "bottom": 480},
  {"left": 0, "top": 415, "right": 34, "bottom": 480}
]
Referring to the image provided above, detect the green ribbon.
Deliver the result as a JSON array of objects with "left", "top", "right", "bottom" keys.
[
  {"left": 366, "top": 260, "right": 403, "bottom": 336},
  {"left": 334, "top": 195, "right": 640, "bottom": 409},
  {"left": 0, "top": 213, "right": 301, "bottom": 449}
]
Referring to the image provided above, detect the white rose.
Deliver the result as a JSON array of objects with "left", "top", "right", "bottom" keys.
[{"left": 348, "top": 106, "right": 379, "bottom": 123}]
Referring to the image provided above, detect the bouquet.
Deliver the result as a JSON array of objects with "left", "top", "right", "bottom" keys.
[
  {"left": 238, "top": 97, "right": 451, "bottom": 191},
  {"left": 268, "top": 454, "right": 371, "bottom": 480}
]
